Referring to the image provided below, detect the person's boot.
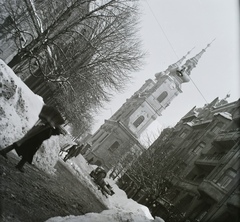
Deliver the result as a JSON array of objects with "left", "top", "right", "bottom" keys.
[
  {"left": 15, "top": 159, "right": 26, "bottom": 173},
  {"left": 15, "top": 165, "right": 25, "bottom": 173},
  {"left": 0, "top": 143, "right": 17, "bottom": 159}
]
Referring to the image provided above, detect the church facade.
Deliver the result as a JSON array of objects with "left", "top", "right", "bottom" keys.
[{"left": 84, "top": 43, "right": 213, "bottom": 171}]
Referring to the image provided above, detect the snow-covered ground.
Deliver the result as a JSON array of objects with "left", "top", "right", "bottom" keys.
[{"left": 0, "top": 59, "right": 165, "bottom": 222}]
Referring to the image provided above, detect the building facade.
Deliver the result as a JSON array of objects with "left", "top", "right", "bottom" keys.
[
  {"left": 119, "top": 97, "right": 240, "bottom": 222},
  {"left": 84, "top": 43, "right": 213, "bottom": 171}
]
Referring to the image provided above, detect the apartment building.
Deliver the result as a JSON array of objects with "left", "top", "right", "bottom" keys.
[{"left": 119, "top": 97, "right": 240, "bottom": 222}]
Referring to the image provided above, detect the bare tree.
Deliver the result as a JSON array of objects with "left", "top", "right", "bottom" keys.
[
  {"left": 118, "top": 127, "right": 176, "bottom": 200},
  {"left": 0, "top": 0, "right": 145, "bottom": 132}
]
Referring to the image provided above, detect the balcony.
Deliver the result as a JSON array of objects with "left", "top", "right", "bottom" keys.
[
  {"left": 213, "top": 129, "right": 240, "bottom": 148},
  {"left": 173, "top": 176, "right": 199, "bottom": 194},
  {"left": 195, "top": 153, "right": 224, "bottom": 166},
  {"left": 192, "top": 119, "right": 211, "bottom": 129},
  {"left": 198, "top": 180, "right": 226, "bottom": 202}
]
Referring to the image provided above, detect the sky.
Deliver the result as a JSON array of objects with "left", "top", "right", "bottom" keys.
[
  {"left": 0, "top": 58, "right": 165, "bottom": 221},
  {"left": 92, "top": 0, "right": 239, "bottom": 142}
]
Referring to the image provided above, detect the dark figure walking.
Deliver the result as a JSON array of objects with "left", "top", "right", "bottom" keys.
[
  {"left": 73, "top": 144, "right": 84, "bottom": 158},
  {"left": 0, "top": 122, "right": 62, "bottom": 172},
  {"left": 63, "top": 145, "right": 77, "bottom": 162}
]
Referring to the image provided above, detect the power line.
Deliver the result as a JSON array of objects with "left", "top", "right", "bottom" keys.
[
  {"left": 144, "top": 0, "right": 179, "bottom": 59},
  {"left": 188, "top": 75, "right": 208, "bottom": 103},
  {"left": 144, "top": 0, "right": 208, "bottom": 104}
]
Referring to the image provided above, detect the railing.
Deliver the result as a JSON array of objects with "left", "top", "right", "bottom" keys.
[
  {"left": 214, "top": 129, "right": 240, "bottom": 142},
  {"left": 173, "top": 175, "right": 199, "bottom": 192},
  {"left": 195, "top": 153, "right": 225, "bottom": 165}
]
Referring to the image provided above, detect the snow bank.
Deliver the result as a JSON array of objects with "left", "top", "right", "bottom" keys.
[
  {"left": 106, "top": 178, "right": 154, "bottom": 220},
  {"left": 46, "top": 209, "right": 164, "bottom": 222},
  {"left": 0, "top": 59, "right": 43, "bottom": 148},
  {"left": 0, "top": 59, "right": 66, "bottom": 174}
]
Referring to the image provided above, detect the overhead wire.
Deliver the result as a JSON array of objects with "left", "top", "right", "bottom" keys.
[{"left": 144, "top": 0, "right": 208, "bottom": 104}]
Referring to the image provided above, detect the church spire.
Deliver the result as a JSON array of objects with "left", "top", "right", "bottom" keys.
[
  {"left": 155, "top": 48, "right": 195, "bottom": 80},
  {"left": 183, "top": 39, "right": 215, "bottom": 75},
  {"left": 167, "top": 47, "right": 195, "bottom": 70}
]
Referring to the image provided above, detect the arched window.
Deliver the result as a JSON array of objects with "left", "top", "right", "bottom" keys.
[
  {"left": 157, "top": 91, "right": 168, "bottom": 103},
  {"left": 133, "top": 115, "right": 145, "bottom": 127},
  {"left": 109, "top": 141, "right": 120, "bottom": 152}
]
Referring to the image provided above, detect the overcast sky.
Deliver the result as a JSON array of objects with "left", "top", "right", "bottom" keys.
[{"left": 92, "top": 0, "right": 239, "bottom": 142}]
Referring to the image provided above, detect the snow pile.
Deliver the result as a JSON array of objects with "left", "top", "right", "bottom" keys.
[
  {"left": 33, "top": 135, "right": 61, "bottom": 174},
  {"left": 0, "top": 59, "right": 65, "bottom": 174},
  {"left": 46, "top": 210, "right": 164, "bottom": 222},
  {"left": 0, "top": 59, "right": 165, "bottom": 222},
  {"left": 106, "top": 178, "right": 154, "bottom": 219},
  {"left": 34, "top": 133, "right": 77, "bottom": 174},
  {"left": 214, "top": 112, "right": 232, "bottom": 120},
  {"left": 0, "top": 59, "right": 43, "bottom": 148}
]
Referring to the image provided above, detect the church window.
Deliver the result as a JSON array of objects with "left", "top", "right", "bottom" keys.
[
  {"left": 109, "top": 141, "right": 120, "bottom": 152},
  {"left": 157, "top": 91, "right": 168, "bottom": 103},
  {"left": 133, "top": 115, "right": 145, "bottom": 127}
]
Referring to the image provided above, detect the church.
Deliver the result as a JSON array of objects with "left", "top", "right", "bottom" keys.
[{"left": 84, "top": 43, "right": 213, "bottom": 171}]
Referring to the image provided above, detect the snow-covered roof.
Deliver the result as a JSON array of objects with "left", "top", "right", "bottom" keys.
[
  {"left": 213, "top": 112, "right": 232, "bottom": 120},
  {"left": 184, "top": 122, "right": 194, "bottom": 126}
]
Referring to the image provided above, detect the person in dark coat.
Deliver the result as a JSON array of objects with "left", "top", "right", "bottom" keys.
[
  {"left": 63, "top": 145, "right": 77, "bottom": 162},
  {"left": 73, "top": 144, "right": 84, "bottom": 157},
  {"left": 0, "top": 121, "right": 62, "bottom": 172}
]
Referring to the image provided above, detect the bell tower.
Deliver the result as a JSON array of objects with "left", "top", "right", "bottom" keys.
[{"left": 84, "top": 43, "right": 213, "bottom": 170}]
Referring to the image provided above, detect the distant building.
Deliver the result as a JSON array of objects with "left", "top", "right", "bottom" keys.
[
  {"left": 120, "top": 97, "right": 240, "bottom": 222},
  {"left": 84, "top": 43, "right": 213, "bottom": 171}
]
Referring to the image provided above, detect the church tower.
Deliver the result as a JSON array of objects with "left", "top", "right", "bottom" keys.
[{"left": 84, "top": 43, "right": 213, "bottom": 170}]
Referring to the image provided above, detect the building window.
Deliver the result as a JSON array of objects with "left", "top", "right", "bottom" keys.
[
  {"left": 217, "top": 168, "right": 237, "bottom": 188},
  {"left": 179, "top": 129, "right": 188, "bottom": 138},
  {"left": 193, "top": 142, "right": 205, "bottom": 153},
  {"left": 109, "top": 141, "right": 120, "bottom": 152},
  {"left": 212, "top": 122, "right": 224, "bottom": 133},
  {"left": 157, "top": 91, "right": 168, "bottom": 103},
  {"left": 133, "top": 115, "right": 145, "bottom": 128}
]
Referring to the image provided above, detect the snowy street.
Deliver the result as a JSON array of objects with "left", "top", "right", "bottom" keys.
[
  {"left": 0, "top": 59, "right": 164, "bottom": 221},
  {"left": 0, "top": 152, "right": 107, "bottom": 222}
]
